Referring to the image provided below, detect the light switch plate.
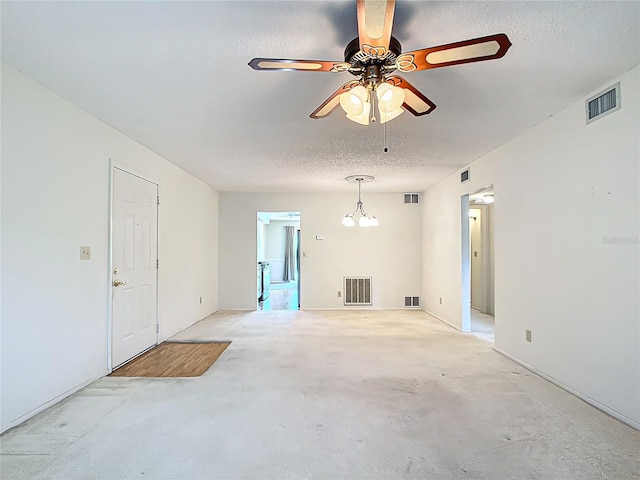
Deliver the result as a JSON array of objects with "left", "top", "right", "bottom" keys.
[
  {"left": 316, "top": 235, "right": 324, "bottom": 240},
  {"left": 80, "top": 246, "right": 91, "bottom": 260}
]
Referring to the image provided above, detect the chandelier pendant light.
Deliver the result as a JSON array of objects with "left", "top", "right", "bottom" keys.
[{"left": 342, "top": 175, "right": 379, "bottom": 227}]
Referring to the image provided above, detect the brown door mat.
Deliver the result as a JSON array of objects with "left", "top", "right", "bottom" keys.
[{"left": 109, "top": 341, "right": 230, "bottom": 377}]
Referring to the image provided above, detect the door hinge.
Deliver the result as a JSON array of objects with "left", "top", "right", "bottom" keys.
[
  {"left": 157, "top": 195, "right": 160, "bottom": 206},
  {"left": 156, "top": 259, "right": 159, "bottom": 269},
  {"left": 156, "top": 324, "right": 159, "bottom": 333}
]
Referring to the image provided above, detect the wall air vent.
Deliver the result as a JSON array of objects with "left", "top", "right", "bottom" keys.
[
  {"left": 344, "top": 277, "right": 372, "bottom": 306},
  {"left": 461, "top": 169, "right": 470, "bottom": 183},
  {"left": 404, "top": 193, "right": 419, "bottom": 204},
  {"left": 586, "top": 82, "right": 620, "bottom": 124},
  {"left": 404, "top": 296, "right": 420, "bottom": 308}
]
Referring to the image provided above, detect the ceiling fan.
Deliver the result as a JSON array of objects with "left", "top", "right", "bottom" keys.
[{"left": 249, "top": 0, "right": 512, "bottom": 125}]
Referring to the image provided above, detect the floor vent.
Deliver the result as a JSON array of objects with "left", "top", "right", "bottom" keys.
[
  {"left": 461, "top": 169, "right": 470, "bottom": 183},
  {"left": 344, "top": 277, "right": 372, "bottom": 306},
  {"left": 404, "top": 296, "right": 420, "bottom": 308},
  {"left": 586, "top": 82, "right": 620, "bottom": 124},
  {"left": 404, "top": 193, "right": 419, "bottom": 204}
]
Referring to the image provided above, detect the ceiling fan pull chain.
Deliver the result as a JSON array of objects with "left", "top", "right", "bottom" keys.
[
  {"left": 384, "top": 122, "right": 388, "bottom": 153},
  {"left": 370, "top": 88, "right": 377, "bottom": 123}
]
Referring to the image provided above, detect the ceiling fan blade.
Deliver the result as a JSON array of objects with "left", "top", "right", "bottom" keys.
[
  {"left": 396, "top": 33, "right": 512, "bottom": 72},
  {"left": 386, "top": 76, "right": 436, "bottom": 116},
  {"left": 248, "top": 58, "right": 350, "bottom": 73},
  {"left": 357, "top": 0, "right": 396, "bottom": 57},
  {"left": 310, "top": 80, "right": 362, "bottom": 119}
]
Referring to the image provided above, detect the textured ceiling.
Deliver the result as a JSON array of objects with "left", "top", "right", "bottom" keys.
[{"left": 2, "top": 1, "right": 638, "bottom": 192}]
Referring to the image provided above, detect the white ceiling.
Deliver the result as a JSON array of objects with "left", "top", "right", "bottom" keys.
[{"left": 2, "top": 1, "right": 638, "bottom": 193}]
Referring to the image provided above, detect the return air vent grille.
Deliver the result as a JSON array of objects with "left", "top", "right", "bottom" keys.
[
  {"left": 404, "top": 193, "right": 419, "bottom": 204},
  {"left": 344, "top": 277, "right": 372, "bottom": 306},
  {"left": 461, "top": 169, "right": 470, "bottom": 183},
  {"left": 404, "top": 296, "right": 420, "bottom": 308},
  {"left": 586, "top": 83, "right": 620, "bottom": 124}
]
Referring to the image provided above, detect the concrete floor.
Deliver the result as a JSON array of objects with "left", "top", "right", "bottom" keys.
[
  {"left": 2, "top": 310, "right": 638, "bottom": 479},
  {"left": 470, "top": 309, "right": 495, "bottom": 342}
]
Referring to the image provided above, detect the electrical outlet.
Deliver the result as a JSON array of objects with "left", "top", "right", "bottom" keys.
[
  {"left": 526, "top": 330, "right": 532, "bottom": 342},
  {"left": 337, "top": 291, "right": 342, "bottom": 297},
  {"left": 439, "top": 297, "right": 443, "bottom": 304},
  {"left": 199, "top": 297, "right": 203, "bottom": 304},
  {"left": 80, "top": 246, "right": 91, "bottom": 260}
]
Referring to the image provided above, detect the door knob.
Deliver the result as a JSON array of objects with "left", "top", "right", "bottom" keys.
[{"left": 113, "top": 279, "right": 127, "bottom": 287}]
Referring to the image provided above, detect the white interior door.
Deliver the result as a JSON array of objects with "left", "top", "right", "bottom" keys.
[{"left": 112, "top": 168, "right": 158, "bottom": 368}]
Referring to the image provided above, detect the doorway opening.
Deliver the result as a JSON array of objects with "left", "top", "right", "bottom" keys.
[
  {"left": 463, "top": 186, "right": 495, "bottom": 342},
  {"left": 257, "top": 212, "right": 301, "bottom": 311}
]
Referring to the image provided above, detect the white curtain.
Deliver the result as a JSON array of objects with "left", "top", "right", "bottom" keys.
[{"left": 283, "top": 226, "right": 296, "bottom": 282}]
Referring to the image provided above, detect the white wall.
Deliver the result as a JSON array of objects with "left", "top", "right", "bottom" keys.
[
  {"left": 257, "top": 220, "right": 266, "bottom": 263},
  {"left": 0, "top": 64, "right": 219, "bottom": 432},
  {"left": 219, "top": 193, "right": 422, "bottom": 310},
  {"left": 422, "top": 66, "right": 640, "bottom": 427}
]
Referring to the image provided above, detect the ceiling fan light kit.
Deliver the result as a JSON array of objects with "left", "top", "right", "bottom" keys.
[
  {"left": 343, "top": 175, "right": 378, "bottom": 228},
  {"left": 248, "top": 0, "right": 511, "bottom": 126},
  {"left": 347, "top": 101, "right": 372, "bottom": 126},
  {"left": 376, "top": 83, "right": 405, "bottom": 112},
  {"left": 337, "top": 81, "right": 406, "bottom": 125},
  {"left": 340, "top": 85, "right": 368, "bottom": 116}
]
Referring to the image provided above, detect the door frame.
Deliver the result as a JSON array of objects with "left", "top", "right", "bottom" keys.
[
  {"left": 107, "top": 159, "right": 160, "bottom": 372},
  {"left": 461, "top": 194, "right": 471, "bottom": 332},
  {"left": 255, "top": 211, "right": 301, "bottom": 311},
  {"left": 471, "top": 203, "right": 493, "bottom": 314},
  {"left": 469, "top": 205, "right": 487, "bottom": 313},
  {"left": 462, "top": 184, "right": 496, "bottom": 334},
  {"left": 296, "top": 227, "right": 301, "bottom": 309}
]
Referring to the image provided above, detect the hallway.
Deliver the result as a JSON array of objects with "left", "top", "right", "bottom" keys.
[
  {"left": 470, "top": 308, "right": 495, "bottom": 342},
  {"left": 1, "top": 310, "right": 638, "bottom": 479}
]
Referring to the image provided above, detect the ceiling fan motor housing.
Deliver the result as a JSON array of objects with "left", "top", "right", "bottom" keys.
[
  {"left": 344, "top": 36, "right": 402, "bottom": 80},
  {"left": 363, "top": 64, "right": 383, "bottom": 87}
]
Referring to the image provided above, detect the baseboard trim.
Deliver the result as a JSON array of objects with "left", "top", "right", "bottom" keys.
[
  {"left": 160, "top": 310, "right": 220, "bottom": 342},
  {"left": 303, "top": 308, "right": 412, "bottom": 311},
  {"left": 1, "top": 374, "right": 104, "bottom": 434},
  {"left": 422, "top": 309, "right": 467, "bottom": 332},
  {"left": 493, "top": 347, "right": 640, "bottom": 431},
  {"left": 222, "top": 308, "right": 420, "bottom": 312}
]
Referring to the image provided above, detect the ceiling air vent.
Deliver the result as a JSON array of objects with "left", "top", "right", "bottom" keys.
[
  {"left": 586, "top": 82, "right": 620, "bottom": 124},
  {"left": 404, "top": 193, "right": 419, "bottom": 204},
  {"left": 461, "top": 169, "right": 470, "bottom": 183}
]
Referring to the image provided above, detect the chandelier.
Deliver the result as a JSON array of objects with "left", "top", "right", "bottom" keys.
[{"left": 342, "top": 175, "right": 379, "bottom": 227}]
